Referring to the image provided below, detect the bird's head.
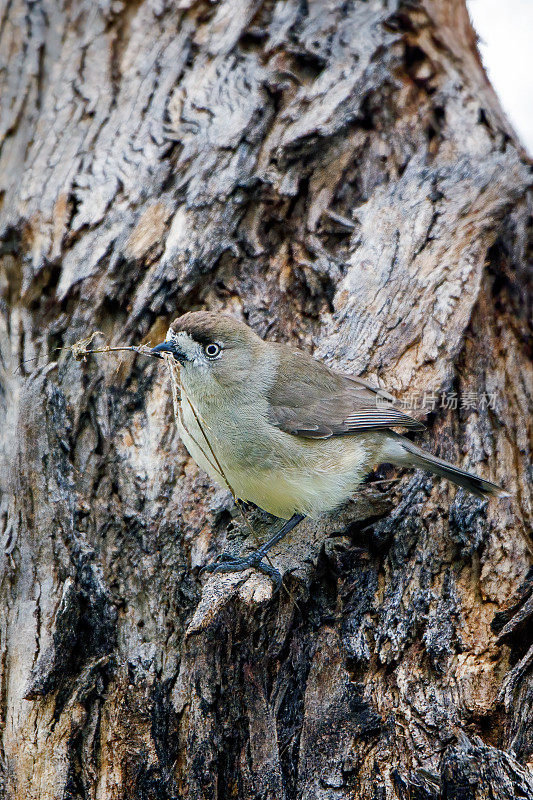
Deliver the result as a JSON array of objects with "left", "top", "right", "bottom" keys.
[{"left": 151, "top": 311, "right": 268, "bottom": 397}]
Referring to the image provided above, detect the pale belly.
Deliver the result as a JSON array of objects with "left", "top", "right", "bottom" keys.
[
  {"left": 177, "top": 401, "right": 380, "bottom": 520},
  {"left": 226, "top": 457, "right": 371, "bottom": 519}
]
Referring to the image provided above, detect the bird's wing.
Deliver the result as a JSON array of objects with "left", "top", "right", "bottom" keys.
[{"left": 266, "top": 345, "right": 424, "bottom": 439}]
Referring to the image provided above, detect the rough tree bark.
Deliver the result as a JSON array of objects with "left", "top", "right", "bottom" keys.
[{"left": 0, "top": 0, "right": 532, "bottom": 798}]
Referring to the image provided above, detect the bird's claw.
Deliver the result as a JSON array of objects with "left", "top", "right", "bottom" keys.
[
  {"left": 202, "top": 550, "right": 282, "bottom": 590},
  {"left": 210, "top": 551, "right": 238, "bottom": 564}
]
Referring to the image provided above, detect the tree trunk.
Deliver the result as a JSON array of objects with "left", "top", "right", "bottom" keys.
[{"left": 0, "top": 0, "right": 531, "bottom": 797}]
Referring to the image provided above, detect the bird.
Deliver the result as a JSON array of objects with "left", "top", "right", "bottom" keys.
[{"left": 151, "top": 311, "right": 508, "bottom": 586}]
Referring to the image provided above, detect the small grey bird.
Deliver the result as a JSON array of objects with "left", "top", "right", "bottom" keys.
[{"left": 151, "top": 311, "right": 507, "bottom": 585}]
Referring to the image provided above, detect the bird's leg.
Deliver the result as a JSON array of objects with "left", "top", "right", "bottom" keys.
[
  {"left": 255, "top": 513, "right": 305, "bottom": 556},
  {"left": 202, "top": 513, "right": 305, "bottom": 588}
]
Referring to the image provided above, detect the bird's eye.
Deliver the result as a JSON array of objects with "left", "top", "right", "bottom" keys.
[{"left": 204, "top": 343, "right": 221, "bottom": 359}]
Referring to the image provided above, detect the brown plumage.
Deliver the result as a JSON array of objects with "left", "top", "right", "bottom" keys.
[
  {"left": 152, "top": 311, "right": 508, "bottom": 584},
  {"left": 155, "top": 311, "right": 507, "bottom": 512},
  {"left": 169, "top": 312, "right": 250, "bottom": 349},
  {"left": 170, "top": 312, "right": 424, "bottom": 437},
  {"left": 266, "top": 345, "right": 424, "bottom": 437}
]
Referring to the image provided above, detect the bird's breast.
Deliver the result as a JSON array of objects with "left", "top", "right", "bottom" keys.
[{"left": 176, "top": 394, "right": 381, "bottom": 519}]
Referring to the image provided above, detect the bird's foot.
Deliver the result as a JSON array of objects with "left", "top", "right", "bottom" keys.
[{"left": 202, "top": 549, "right": 282, "bottom": 589}]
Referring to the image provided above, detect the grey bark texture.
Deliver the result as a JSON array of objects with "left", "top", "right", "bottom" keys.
[{"left": 0, "top": 0, "right": 532, "bottom": 798}]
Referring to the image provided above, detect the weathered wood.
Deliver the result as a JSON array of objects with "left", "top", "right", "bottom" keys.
[{"left": 0, "top": 0, "right": 531, "bottom": 797}]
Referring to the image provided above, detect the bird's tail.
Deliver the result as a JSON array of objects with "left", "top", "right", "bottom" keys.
[{"left": 384, "top": 434, "right": 509, "bottom": 499}]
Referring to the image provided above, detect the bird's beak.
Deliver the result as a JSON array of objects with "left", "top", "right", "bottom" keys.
[
  {"left": 150, "top": 341, "right": 175, "bottom": 356},
  {"left": 150, "top": 341, "right": 187, "bottom": 363}
]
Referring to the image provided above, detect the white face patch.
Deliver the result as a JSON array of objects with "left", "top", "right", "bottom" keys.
[{"left": 166, "top": 328, "right": 204, "bottom": 366}]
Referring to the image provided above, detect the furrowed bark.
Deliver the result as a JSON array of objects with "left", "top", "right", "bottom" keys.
[{"left": 0, "top": 0, "right": 531, "bottom": 798}]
